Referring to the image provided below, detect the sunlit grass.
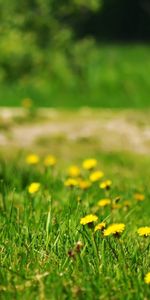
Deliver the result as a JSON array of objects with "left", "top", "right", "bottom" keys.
[{"left": 0, "top": 150, "right": 150, "bottom": 299}]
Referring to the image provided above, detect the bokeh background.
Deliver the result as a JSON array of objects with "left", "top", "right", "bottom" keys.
[{"left": 0, "top": 0, "right": 150, "bottom": 108}]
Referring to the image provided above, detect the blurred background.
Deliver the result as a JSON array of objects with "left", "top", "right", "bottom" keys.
[{"left": 0, "top": 0, "right": 150, "bottom": 108}]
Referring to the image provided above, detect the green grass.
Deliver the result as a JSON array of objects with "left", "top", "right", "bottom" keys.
[
  {"left": 0, "top": 150, "right": 150, "bottom": 299},
  {"left": 0, "top": 45, "right": 150, "bottom": 108}
]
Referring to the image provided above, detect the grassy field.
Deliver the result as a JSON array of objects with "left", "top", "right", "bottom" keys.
[
  {"left": 0, "top": 43, "right": 150, "bottom": 298},
  {"left": 0, "top": 148, "right": 150, "bottom": 300},
  {"left": 0, "top": 45, "right": 150, "bottom": 108}
]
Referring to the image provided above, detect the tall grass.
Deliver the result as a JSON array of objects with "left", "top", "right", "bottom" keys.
[{"left": 0, "top": 151, "right": 150, "bottom": 299}]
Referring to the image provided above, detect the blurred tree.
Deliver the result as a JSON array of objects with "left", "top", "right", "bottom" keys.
[
  {"left": 0, "top": 0, "right": 149, "bottom": 84},
  {"left": 0, "top": 0, "right": 101, "bottom": 81}
]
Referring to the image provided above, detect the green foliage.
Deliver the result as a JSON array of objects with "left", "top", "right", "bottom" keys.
[
  {"left": 0, "top": 0, "right": 101, "bottom": 82},
  {"left": 0, "top": 0, "right": 149, "bottom": 108},
  {"left": 0, "top": 45, "right": 150, "bottom": 108}
]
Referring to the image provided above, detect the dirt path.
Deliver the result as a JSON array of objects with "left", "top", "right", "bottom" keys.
[{"left": 0, "top": 108, "right": 150, "bottom": 154}]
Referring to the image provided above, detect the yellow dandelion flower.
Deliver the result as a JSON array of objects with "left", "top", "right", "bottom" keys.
[
  {"left": 64, "top": 178, "right": 78, "bottom": 188},
  {"left": 68, "top": 165, "right": 81, "bottom": 177},
  {"left": 94, "top": 222, "right": 106, "bottom": 232},
  {"left": 89, "top": 170, "right": 104, "bottom": 182},
  {"left": 104, "top": 223, "right": 125, "bottom": 236},
  {"left": 137, "top": 227, "right": 150, "bottom": 237},
  {"left": 134, "top": 193, "right": 145, "bottom": 201},
  {"left": 100, "top": 180, "right": 112, "bottom": 189},
  {"left": 26, "top": 154, "right": 40, "bottom": 165},
  {"left": 44, "top": 155, "right": 57, "bottom": 167},
  {"left": 28, "top": 182, "right": 41, "bottom": 194},
  {"left": 98, "top": 198, "right": 111, "bottom": 207},
  {"left": 82, "top": 158, "right": 97, "bottom": 170},
  {"left": 80, "top": 214, "right": 98, "bottom": 225},
  {"left": 78, "top": 179, "right": 91, "bottom": 190},
  {"left": 22, "top": 98, "right": 33, "bottom": 109},
  {"left": 144, "top": 272, "right": 150, "bottom": 284}
]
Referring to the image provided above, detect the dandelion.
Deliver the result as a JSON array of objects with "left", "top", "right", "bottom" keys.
[
  {"left": 98, "top": 198, "right": 111, "bottom": 207},
  {"left": 64, "top": 178, "right": 78, "bottom": 188},
  {"left": 137, "top": 227, "right": 150, "bottom": 237},
  {"left": 144, "top": 272, "right": 150, "bottom": 284},
  {"left": 28, "top": 182, "right": 41, "bottom": 194},
  {"left": 100, "top": 180, "right": 112, "bottom": 190},
  {"left": 104, "top": 223, "right": 125, "bottom": 237},
  {"left": 26, "top": 154, "right": 40, "bottom": 165},
  {"left": 80, "top": 214, "right": 98, "bottom": 225},
  {"left": 89, "top": 170, "right": 104, "bottom": 182},
  {"left": 82, "top": 158, "right": 97, "bottom": 170},
  {"left": 68, "top": 165, "right": 81, "bottom": 177},
  {"left": 78, "top": 179, "right": 91, "bottom": 190},
  {"left": 94, "top": 222, "right": 106, "bottom": 232},
  {"left": 44, "top": 155, "right": 57, "bottom": 167},
  {"left": 134, "top": 193, "right": 145, "bottom": 201},
  {"left": 21, "top": 98, "right": 33, "bottom": 109}
]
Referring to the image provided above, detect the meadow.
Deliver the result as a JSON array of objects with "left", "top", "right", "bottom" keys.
[
  {"left": 0, "top": 45, "right": 150, "bottom": 108},
  {"left": 0, "top": 143, "right": 150, "bottom": 299},
  {"left": 0, "top": 43, "right": 150, "bottom": 298},
  {"left": 0, "top": 1, "right": 150, "bottom": 298}
]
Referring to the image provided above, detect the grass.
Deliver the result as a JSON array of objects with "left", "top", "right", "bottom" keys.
[
  {"left": 0, "top": 45, "right": 150, "bottom": 108},
  {"left": 0, "top": 42, "right": 150, "bottom": 298},
  {"left": 0, "top": 149, "right": 150, "bottom": 300}
]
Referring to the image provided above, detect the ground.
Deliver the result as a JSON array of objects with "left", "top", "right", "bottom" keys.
[{"left": 0, "top": 108, "right": 150, "bottom": 155}]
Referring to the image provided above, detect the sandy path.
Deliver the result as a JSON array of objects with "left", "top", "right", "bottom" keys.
[{"left": 0, "top": 108, "right": 150, "bottom": 154}]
